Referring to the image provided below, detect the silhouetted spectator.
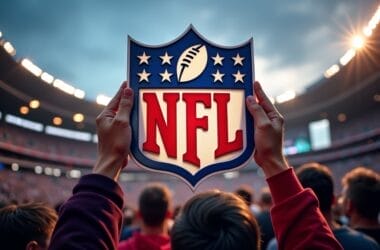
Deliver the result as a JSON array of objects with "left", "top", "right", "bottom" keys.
[
  {"left": 48, "top": 81, "right": 342, "bottom": 250},
  {"left": 297, "top": 163, "right": 379, "bottom": 249},
  {"left": 0, "top": 202, "right": 57, "bottom": 250},
  {"left": 118, "top": 183, "right": 172, "bottom": 250},
  {"left": 341, "top": 167, "right": 380, "bottom": 244},
  {"left": 268, "top": 163, "right": 379, "bottom": 250},
  {"left": 256, "top": 187, "right": 274, "bottom": 250},
  {"left": 171, "top": 82, "right": 342, "bottom": 250},
  {"left": 235, "top": 184, "right": 261, "bottom": 215},
  {"left": 171, "top": 190, "right": 260, "bottom": 250},
  {"left": 120, "top": 205, "right": 139, "bottom": 241}
]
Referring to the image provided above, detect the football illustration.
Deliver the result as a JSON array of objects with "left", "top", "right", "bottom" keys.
[{"left": 177, "top": 44, "right": 208, "bottom": 83}]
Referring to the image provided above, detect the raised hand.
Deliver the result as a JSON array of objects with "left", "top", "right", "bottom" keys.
[
  {"left": 246, "top": 81, "right": 289, "bottom": 178},
  {"left": 93, "top": 81, "right": 134, "bottom": 181}
]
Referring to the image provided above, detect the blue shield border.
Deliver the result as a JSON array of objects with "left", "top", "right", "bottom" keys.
[{"left": 128, "top": 25, "right": 255, "bottom": 189}]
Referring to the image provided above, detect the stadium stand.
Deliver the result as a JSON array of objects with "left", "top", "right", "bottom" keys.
[{"left": 0, "top": 9, "right": 379, "bottom": 209}]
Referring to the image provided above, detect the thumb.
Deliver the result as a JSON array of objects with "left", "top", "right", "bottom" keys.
[{"left": 115, "top": 88, "right": 134, "bottom": 124}]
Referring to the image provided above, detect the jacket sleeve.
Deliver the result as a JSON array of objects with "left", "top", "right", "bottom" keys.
[
  {"left": 268, "top": 168, "right": 343, "bottom": 250},
  {"left": 49, "top": 174, "right": 124, "bottom": 250}
]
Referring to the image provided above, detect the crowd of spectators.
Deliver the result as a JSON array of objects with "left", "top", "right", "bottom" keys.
[{"left": 1, "top": 81, "right": 379, "bottom": 250}]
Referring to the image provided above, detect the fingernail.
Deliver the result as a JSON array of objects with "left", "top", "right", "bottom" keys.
[
  {"left": 123, "top": 88, "right": 132, "bottom": 98},
  {"left": 254, "top": 81, "right": 261, "bottom": 90},
  {"left": 247, "top": 95, "right": 255, "bottom": 104}
]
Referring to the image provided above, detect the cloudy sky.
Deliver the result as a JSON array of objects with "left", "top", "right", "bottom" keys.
[{"left": 0, "top": 0, "right": 378, "bottom": 100}]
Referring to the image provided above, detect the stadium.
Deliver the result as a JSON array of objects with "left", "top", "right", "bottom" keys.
[{"left": 0, "top": 3, "right": 379, "bottom": 215}]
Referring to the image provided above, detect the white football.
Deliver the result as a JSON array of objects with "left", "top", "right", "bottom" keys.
[{"left": 176, "top": 44, "right": 208, "bottom": 83}]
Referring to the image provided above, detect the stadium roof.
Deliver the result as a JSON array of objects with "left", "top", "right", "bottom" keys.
[{"left": 0, "top": 13, "right": 379, "bottom": 132}]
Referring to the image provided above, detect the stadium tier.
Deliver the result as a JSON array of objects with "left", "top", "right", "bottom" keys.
[{"left": 0, "top": 19, "right": 379, "bottom": 207}]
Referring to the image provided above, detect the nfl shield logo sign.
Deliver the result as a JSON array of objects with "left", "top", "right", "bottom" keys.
[{"left": 128, "top": 25, "right": 254, "bottom": 189}]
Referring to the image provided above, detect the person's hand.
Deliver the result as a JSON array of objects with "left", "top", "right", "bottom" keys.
[
  {"left": 93, "top": 81, "right": 134, "bottom": 181},
  {"left": 246, "top": 81, "right": 289, "bottom": 178}
]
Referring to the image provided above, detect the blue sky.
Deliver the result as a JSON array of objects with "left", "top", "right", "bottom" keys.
[{"left": 0, "top": 0, "right": 378, "bottom": 100}]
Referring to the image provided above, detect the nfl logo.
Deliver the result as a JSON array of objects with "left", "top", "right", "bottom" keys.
[{"left": 128, "top": 25, "right": 254, "bottom": 189}]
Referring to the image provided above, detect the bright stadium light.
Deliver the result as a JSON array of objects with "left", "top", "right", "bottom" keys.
[
  {"left": 3, "top": 41, "right": 16, "bottom": 56},
  {"left": 5, "top": 114, "right": 44, "bottom": 132},
  {"left": 352, "top": 35, "right": 365, "bottom": 49},
  {"left": 44, "top": 167, "right": 53, "bottom": 176},
  {"left": 324, "top": 64, "right": 340, "bottom": 78},
  {"left": 52, "top": 116, "right": 63, "bottom": 126},
  {"left": 11, "top": 163, "right": 19, "bottom": 171},
  {"left": 69, "top": 169, "right": 81, "bottom": 178},
  {"left": 53, "top": 79, "right": 75, "bottom": 95},
  {"left": 53, "top": 168, "right": 61, "bottom": 177},
  {"left": 363, "top": 6, "right": 380, "bottom": 37},
  {"left": 45, "top": 125, "right": 91, "bottom": 141},
  {"left": 276, "top": 90, "right": 296, "bottom": 103},
  {"left": 19, "top": 106, "right": 29, "bottom": 115},
  {"left": 74, "top": 89, "right": 86, "bottom": 99},
  {"left": 340, "top": 49, "right": 356, "bottom": 66},
  {"left": 41, "top": 72, "right": 54, "bottom": 84},
  {"left": 21, "top": 58, "right": 42, "bottom": 77},
  {"left": 92, "top": 134, "right": 98, "bottom": 143},
  {"left": 34, "top": 165, "right": 43, "bottom": 174},
  {"left": 73, "top": 113, "right": 84, "bottom": 123},
  {"left": 363, "top": 26, "right": 373, "bottom": 37},
  {"left": 223, "top": 171, "right": 239, "bottom": 179},
  {"left": 96, "top": 94, "right": 111, "bottom": 106},
  {"left": 29, "top": 99, "right": 40, "bottom": 109},
  {"left": 0, "top": 31, "right": 2, "bottom": 38}
]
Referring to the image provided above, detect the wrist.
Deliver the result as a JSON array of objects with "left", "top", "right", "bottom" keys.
[
  {"left": 93, "top": 154, "right": 127, "bottom": 181},
  {"left": 259, "top": 156, "right": 290, "bottom": 178}
]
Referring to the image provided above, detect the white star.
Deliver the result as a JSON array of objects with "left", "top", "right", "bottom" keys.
[
  {"left": 160, "top": 52, "right": 173, "bottom": 65},
  {"left": 137, "top": 69, "right": 151, "bottom": 82},
  {"left": 212, "top": 70, "right": 225, "bottom": 83},
  {"left": 160, "top": 69, "right": 173, "bottom": 82},
  {"left": 137, "top": 52, "right": 150, "bottom": 65},
  {"left": 232, "top": 53, "right": 245, "bottom": 66},
  {"left": 212, "top": 53, "right": 224, "bottom": 66},
  {"left": 233, "top": 70, "right": 245, "bottom": 83}
]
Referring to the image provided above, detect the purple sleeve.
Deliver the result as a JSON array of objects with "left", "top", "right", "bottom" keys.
[{"left": 49, "top": 174, "right": 124, "bottom": 250}]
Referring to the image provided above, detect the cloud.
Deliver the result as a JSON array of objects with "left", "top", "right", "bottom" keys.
[
  {"left": 0, "top": 0, "right": 377, "bottom": 99},
  {"left": 255, "top": 55, "right": 322, "bottom": 97}
]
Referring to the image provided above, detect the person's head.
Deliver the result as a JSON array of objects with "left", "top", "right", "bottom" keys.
[
  {"left": 341, "top": 167, "right": 380, "bottom": 221},
  {"left": 0, "top": 202, "right": 58, "bottom": 250},
  {"left": 296, "top": 162, "right": 334, "bottom": 213},
  {"left": 171, "top": 190, "right": 260, "bottom": 250},
  {"left": 122, "top": 205, "right": 137, "bottom": 227},
  {"left": 234, "top": 185, "right": 254, "bottom": 206},
  {"left": 138, "top": 183, "right": 172, "bottom": 227},
  {"left": 258, "top": 187, "right": 272, "bottom": 210}
]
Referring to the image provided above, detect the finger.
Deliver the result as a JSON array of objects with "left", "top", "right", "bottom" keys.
[
  {"left": 246, "top": 94, "right": 271, "bottom": 128},
  {"left": 254, "top": 81, "right": 279, "bottom": 115},
  {"left": 114, "top": 87, "right": 134, "bottom": 124},
  {"left": 99, "top": 81, "right": 127, "bottom": 118}
]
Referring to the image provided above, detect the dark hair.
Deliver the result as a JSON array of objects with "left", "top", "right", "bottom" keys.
[
  {"left": 259, "top": 187, "right": 272, "bottom": 206},
  {"left": 139, "top": 183, "right": 171, "bottom": 226},
  {"left": 171, "top": 190, "right": 260, "bottom": 250},
  {"left": 296, "top": 162, "right": 334, "bottom": 213},
  {"left": 234, "top": 185, "right": 253, "bottom": 206},
  {"left": 0, "top": 202, "right": 58, "bottom": 250},
  {"left": 342, "top": 167, "right": 380, "bottom": 219}
]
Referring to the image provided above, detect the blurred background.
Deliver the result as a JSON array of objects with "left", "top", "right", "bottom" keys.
[{"left": 0, "top": 0, "right": 379, "bottom": 209}]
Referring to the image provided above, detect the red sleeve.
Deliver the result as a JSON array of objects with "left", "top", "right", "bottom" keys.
[
  {"left": 49, "top": 174, "right": 124, "bottom": 250},
  {"left": 268, "top": 168, "right": 343, "bottom": 250}
]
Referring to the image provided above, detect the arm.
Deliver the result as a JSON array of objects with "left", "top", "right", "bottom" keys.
[
  {"left": 246, "top": 81, "right": 342, "bottom": 250},
  {"left": 49, "top": 82, "right": 134, "bottom": 250}
]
